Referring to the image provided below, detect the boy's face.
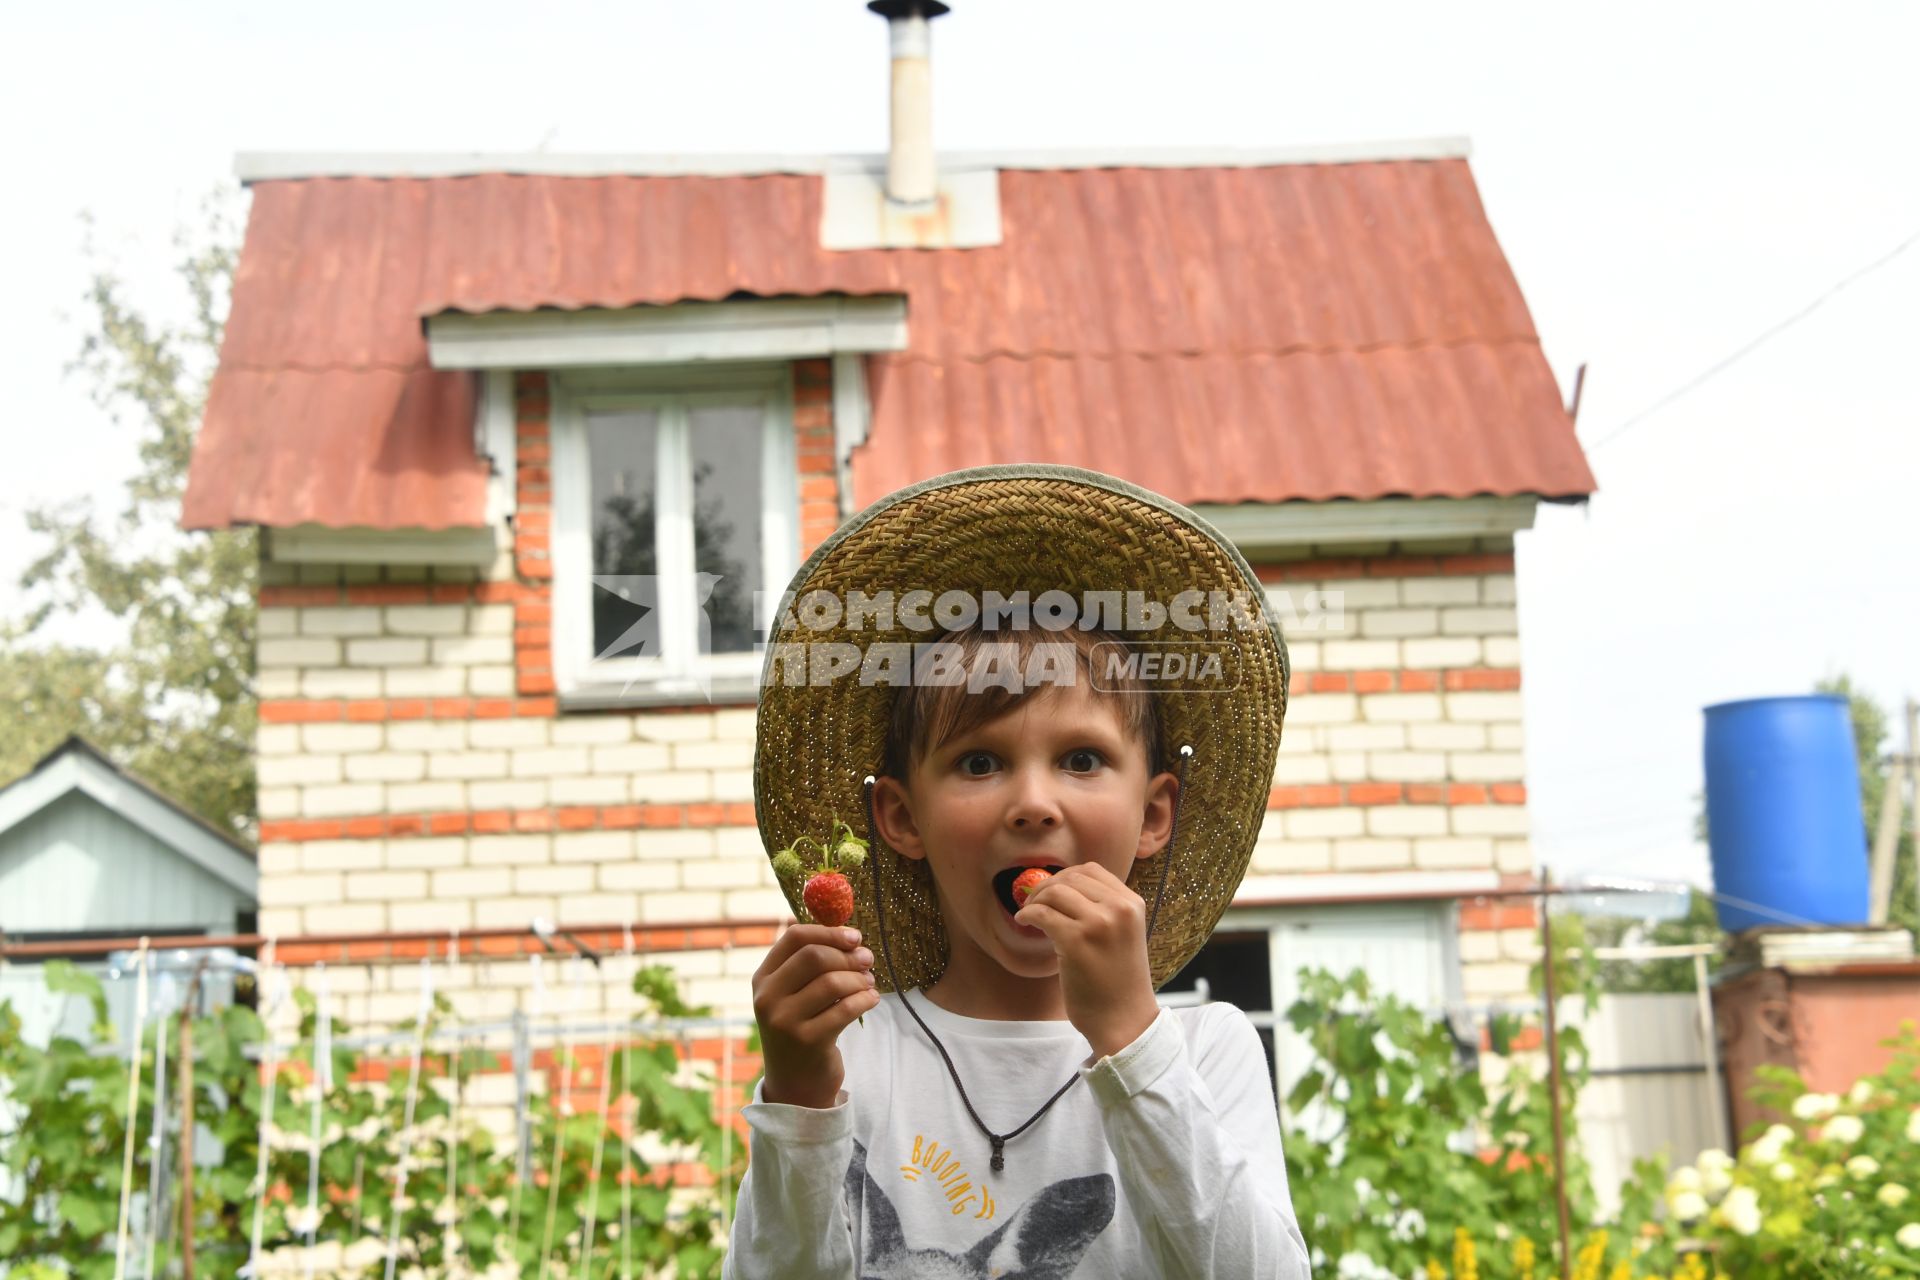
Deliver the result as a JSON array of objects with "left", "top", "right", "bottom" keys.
[{"left": 873, "top": 678, "right": 1178, "bottom": 983}]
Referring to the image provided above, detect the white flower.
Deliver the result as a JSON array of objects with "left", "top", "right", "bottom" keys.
[
  {"left": 1897, "top": 1222, "right": 1920, "bottom": 1250},
  {"left": 1668, "top": 1166, "right": 1704, "bottom": 1195},
  {"left": 1848, "top": 1080, "right": 1877, "bottom": 1107},
  {"left": 1670, "top": 1191, "right": 1709, "bottom": 1222},
  {"left": 1772, "top": 1161, "right": 1798, "bottom": 1182},
  {"left": 1335, "top": 1253, "right": 1400, "bottom": 1280},
  {"left": 1698, "top": 1148, "right": 1736, "bottom": 1197},
  {"left": 1824, "top": 1114, "right": 1866, "bottom": 1146},
  {"left": 1722, "top": 1185, "right": 1763, "bottom": 1237},
  {"left": 1907, "top": 1108, "right": 1920, "bottom": 1144},
  {"left": 1387, "top": 1208, "right": 1426, "bottom": 1243},
  {"left": 1793, "top": 1093, "right": 1841, "bottom": 1121},
  {"left": 1848, "top": 1155, "right": 1882, "bottom": 1180},
  {"left": 1750, "top": 1124, "right": 1795, "bottom": 1166},
  {"left": 1881, "top": 1184, "right": 1913, "bottom": 1209}
]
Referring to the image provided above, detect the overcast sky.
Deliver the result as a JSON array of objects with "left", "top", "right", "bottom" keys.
[{"left": 4, "top": 0, "right": 1916, "bottom": 890}]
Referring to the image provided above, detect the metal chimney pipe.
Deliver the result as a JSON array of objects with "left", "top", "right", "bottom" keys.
[{"left": 868, "top": 1, "right": 949, "bottom": 206}]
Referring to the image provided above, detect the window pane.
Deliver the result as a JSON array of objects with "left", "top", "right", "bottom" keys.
[
  {"left": 587, "top": 409, "right": 659, "bottom": 661},
  {"left": 688, "top": 404, "right": 763, "bottom": 655}
]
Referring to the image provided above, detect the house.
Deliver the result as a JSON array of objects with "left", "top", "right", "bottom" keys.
[
  {"left": 0, "top": 736, "right": 258, "bottom": 1044},
  {"left": 178, "top": 8, "right": 1595, "bottom": 1099}
]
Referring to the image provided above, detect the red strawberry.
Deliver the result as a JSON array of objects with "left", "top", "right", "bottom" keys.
[
  {"left": 1012, "top": 867, "right": 1053, "bottom": 905},
  {"left": 804, "top": 871, "right": 855, "bottom": 928}
]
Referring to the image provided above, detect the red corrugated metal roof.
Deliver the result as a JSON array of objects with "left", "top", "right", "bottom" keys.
[{"left": 183, "top": 159, "right": 1595, "bottom": 530}]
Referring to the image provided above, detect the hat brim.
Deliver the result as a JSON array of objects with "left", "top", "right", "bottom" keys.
[{"left": 753, "top": 464, "right": 1289, "bottom": 991}]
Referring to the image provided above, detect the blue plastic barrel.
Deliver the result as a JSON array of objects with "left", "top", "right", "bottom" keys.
[{"left": 1703, "top": 694, "right": 1868, "bottom": 933}]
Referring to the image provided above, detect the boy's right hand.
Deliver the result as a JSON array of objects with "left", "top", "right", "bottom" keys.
[{"left": 752, "top": 925, "right": 879, "bottom": 1109}]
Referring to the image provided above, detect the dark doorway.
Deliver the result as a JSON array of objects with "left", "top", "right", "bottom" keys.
[{"left": 1164, "top": 930, "right": 1276, "bottom": 1095}]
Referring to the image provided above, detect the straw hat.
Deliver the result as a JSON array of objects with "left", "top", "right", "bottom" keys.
[{"left": 752, "top": 463, "right": 1289, "bottom": 991}]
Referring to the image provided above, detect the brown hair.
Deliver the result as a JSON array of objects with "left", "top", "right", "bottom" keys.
[{"left": 879, "top": 626, "right": 1166, "bottom": 783}]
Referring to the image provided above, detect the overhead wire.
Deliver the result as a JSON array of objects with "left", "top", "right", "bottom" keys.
[{"left": 1585, "top": 225, "right": 1920, "bottom": 452}]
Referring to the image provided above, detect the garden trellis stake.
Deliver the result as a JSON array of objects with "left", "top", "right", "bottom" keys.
[
  {"left": 303, "top": 962, "right": 333, "bottom": 1280},
  {"left": 112, "top": 938, "right": 151, "bottom": 1280},
  {"left": 720, "top": 932, "right": 735, "bottom": 1239},
  {"left": 246, "top": 942, "right": 282, "bottom": 1277},
  {"left": 621, "top": 926, "right": 638, "bottom": 1280},
  {"left": 143, "top": 997, "right": 172, "bottom": 1280},
  {"left": 382, "top": 956, "right": 434, "bottom": 1280},
  {"left": 178, "top": 957, "right": 209, "bottom": 1280},
  {"left": 539, "top": 956, "right": 591, "bottom": 1280},
  {"left": 509, "top": 952, "right": 544, "bottom": 1244},
  {"left": 443, "top": 933, "right": 463, "bottom": 1275}
]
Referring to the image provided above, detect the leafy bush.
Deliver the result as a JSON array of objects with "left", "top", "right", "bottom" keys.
[
  {"left": 0, "top": 959, "right": 742, "bottom": 1277},
  {"left": 1280, "top": 960, "right": 1920, "bottom": 1280},
  {"left": 1282, "top": 965, "right": 1624, "bottom": 1279},
  {"left": 1637, "top": 1023, "right": 1920, "bottom": 1280}
]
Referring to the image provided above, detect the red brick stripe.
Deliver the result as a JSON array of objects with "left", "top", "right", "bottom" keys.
[
  {"left": 1254, "top": 552, "right": 1515, "bottom": 582},
  {"left": 259, "top": 800, "right": 760, "bottom": 844},
  {"left": 1294, "top": 668, "right": 1521, "bottom": 695},
  {"left": 1479, "top": 1025, "right": 1546, "bottom": 1053},
  {"left": 262, "top": 783, "right": 1518, "bottom": 840},
  {"left": 1442, "top": 669, "right": 1523, "bottom": 691},
  {"left": 1459, "top": 902, "right": 1539, "bottom": 930},
  {"left": 1268, "top": 782, "right": 1527, "bottom": 810}
]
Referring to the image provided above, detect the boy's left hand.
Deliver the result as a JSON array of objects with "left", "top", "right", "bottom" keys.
[{"left": 1013, "top": 862, "right": 1161, "bottom": 1058}]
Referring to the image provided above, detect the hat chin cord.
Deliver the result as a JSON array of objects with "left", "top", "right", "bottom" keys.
[{"left": 860, "top": 743, "right": 1194, "bottom": 1175}]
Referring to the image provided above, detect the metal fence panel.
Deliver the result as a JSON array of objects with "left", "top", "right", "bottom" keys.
[{"left": 1573, "top": 993, "right": 1721, "bottom": 1217}]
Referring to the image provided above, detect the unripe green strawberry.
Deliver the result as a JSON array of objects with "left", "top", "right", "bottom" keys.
[
  {"left": 771, "top": 850, "right": 804, "bottom": 881},
  {"left": 803, "top": 871, "right": 856, "bottom": 928}
]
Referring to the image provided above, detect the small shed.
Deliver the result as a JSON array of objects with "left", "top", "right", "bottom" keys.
[{"left": 0, "top": 737, "right": 257, "bottom": 1042}]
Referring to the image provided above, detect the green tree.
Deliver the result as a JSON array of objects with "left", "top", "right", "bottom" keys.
[
  {"left": 1818, "top": 674, "right": 1919, "bottom": 939},
  {"left": 0, "top": 192, "right": 255, "bottom": 841},
  {"left": 1574, "top": 888, "right": 1723, "bottom": 994}
]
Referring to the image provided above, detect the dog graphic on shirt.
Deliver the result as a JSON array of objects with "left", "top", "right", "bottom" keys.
[{"left": 845, "top": 1141, "right": 1116, "bottom": 1279}]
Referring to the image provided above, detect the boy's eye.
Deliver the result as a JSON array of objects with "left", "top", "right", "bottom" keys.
[
  {"left": 1064, "top": 748, "right": 1104, "bottom": 773},
  {"left": 959, "top": 752, "right": 997, "bottom": 776}
]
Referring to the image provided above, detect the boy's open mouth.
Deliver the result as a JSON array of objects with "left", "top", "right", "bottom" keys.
[{"left": 992, "top": 864, "right": 1066, "bottom": 917}]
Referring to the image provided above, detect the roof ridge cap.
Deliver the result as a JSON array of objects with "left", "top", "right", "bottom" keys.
[{"left": 233, "top": 137, "right": 1472, "bottom": 184}]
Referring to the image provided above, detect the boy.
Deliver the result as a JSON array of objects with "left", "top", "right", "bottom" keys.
[{"left": 727, "top": 464, "right": 1310, "bottom": 1278}]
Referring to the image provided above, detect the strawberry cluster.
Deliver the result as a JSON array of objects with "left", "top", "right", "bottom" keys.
[{"left": 772, "top": 818, "right": 869, "bottom": 929}]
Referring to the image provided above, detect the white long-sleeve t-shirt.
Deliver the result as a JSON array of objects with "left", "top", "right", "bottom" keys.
[{"left": 724, "top": 990, "right": 1312, "bottom": 1279}]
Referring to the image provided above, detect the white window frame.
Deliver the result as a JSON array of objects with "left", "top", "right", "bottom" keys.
[
  {"left": 551, "top": 365, "right": 798, "bottom": 707},
  {"left": 1165, "top": 902, "right": 1463, "bottom": 1123}
]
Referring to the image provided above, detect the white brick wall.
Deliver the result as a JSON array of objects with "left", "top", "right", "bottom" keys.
[
  {"left": 254, "top": 546, "right": 1537, "bottom": 1024},
  {"left": 1258, "top": 552, "right": 1533, "bottom": 1002}
]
